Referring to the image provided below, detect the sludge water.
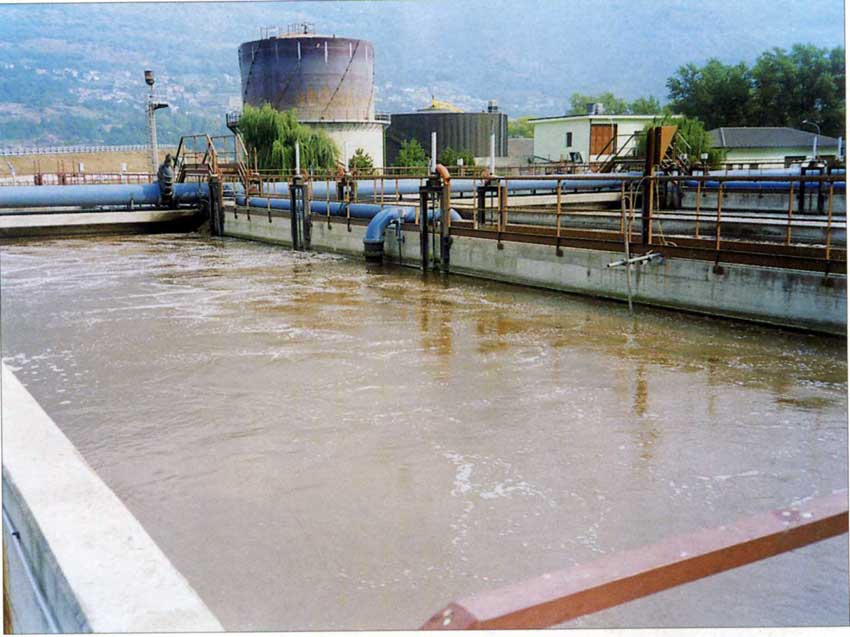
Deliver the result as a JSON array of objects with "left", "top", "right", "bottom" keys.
[{"left": 0, "top": 234, "right": 846, "bottom": 630}]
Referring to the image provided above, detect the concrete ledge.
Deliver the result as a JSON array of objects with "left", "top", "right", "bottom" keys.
[
  {"left": 1, "top": 364, "right": 223, "bottom": 632},
  {"left": 0, "top": 209, "right": 205, "bottom": 239}
]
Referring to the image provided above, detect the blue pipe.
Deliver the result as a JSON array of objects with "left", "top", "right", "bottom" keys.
[
  {"left": 235, "top": 195, "right": 388, "bottom": 218},
  {"left": 363, "top": 206, "right": 462, "bottom": 262},
  {"left": 683, "top": 179, "right": 845, "bottom": 190},
  {"left": 0, "top": 182, "right": 208, "bottom": 209},
  {"left": 255, "top": 176, "right": 635, "bottom": 199}
]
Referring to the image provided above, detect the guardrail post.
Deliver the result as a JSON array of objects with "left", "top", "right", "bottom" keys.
[
  {"left": 786, "top": 182, "right": 794, "bottom": 246},
  {"left": 826, "top": 182, "right": 834, "bottom": 261},
  {"left": 715, "top": 182, "right": 724, "bottom": 252},
  {"left": 695, "top": 179, "right": 702, "bottom": 238}
]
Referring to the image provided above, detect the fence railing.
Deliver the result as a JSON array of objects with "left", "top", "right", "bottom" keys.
[
  {"left": 228, "top": 171, "right": 845, "bottom": 271},
  {"left": 0, "top": 145, "right": 154, "bottom": 157}
]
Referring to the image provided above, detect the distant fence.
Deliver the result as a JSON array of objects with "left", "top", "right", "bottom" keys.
[{"left": 0, "top": 145, "right": 152, "bottom": 157}]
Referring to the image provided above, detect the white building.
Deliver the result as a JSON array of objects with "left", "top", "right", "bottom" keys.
[
  {"left": 529, "top": 112, "right": 666, "bottom": 164},
  {"left": 708, "top": 127, "right": 842, "bottom": 168}
]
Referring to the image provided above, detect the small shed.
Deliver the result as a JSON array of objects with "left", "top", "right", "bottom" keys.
[{"left": 529, "top": 112, "right": 661, "bottom": 164}]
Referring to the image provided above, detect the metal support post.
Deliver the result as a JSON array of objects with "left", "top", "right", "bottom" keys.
[
  {"left": 440, "top": 179, "right": 452, "bottom": 273},
  {"left": 419, "top": 184, "right": 430, "bottom": 272},
  {"left": 289, "top": 174, "right": 309, "bottom": 250},
  {"left": 641, "top": 127, "right": 658, "bottom": 245},
  {"left": 208, "top": 176, "right": 223, "bottom": 237}
]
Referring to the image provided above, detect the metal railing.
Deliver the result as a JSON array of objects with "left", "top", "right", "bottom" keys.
[
  {"left": 0, "top": 144, "right": 153, "bottom": 157},
  {"left": 0, "top": 172, "right": 156, "bottom": 187},
  {"left": 229, "top": 170, "right": 846, "bottom": 271},
  {"left": 422, "top": 491, "right": 848, "bottom": 629}
]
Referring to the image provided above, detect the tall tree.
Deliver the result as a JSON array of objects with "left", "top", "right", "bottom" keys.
[
  {"left": 666, "top": 59, "right": 753, "bottom": 129},
  {"left": 665, "top": 45, "right": 845, "bottom": 137},
  {"left": 751, "top": 44, "right": 845, "bottom": 136}
]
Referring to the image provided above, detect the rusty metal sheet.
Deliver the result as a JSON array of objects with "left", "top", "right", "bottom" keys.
[{"left": 421, "top": 491, "right": 848, "bottom": 630}]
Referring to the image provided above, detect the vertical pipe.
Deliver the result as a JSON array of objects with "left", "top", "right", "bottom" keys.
[
  {"left": 826, "top": 182, "right": 834, "bottom": 261},
  {"left": 695, "top": 179, "right": 702, "bottom": 238},
  {"left": 302, "top": 181, "right": 312, "bottom": 250},
  {"left": 419, "top": 186, "right": 429, "bottom": 271},
  {"left": 295, "top": 141, "right": 300, "bottom": 175},
  {"left": 715, "top": 183, "right": 723, "bottom": 252},
  {"left": 557, "top": 178, "right": 563, "bottom": 239},
  {"left": 430, "top": 131, "right": 437, "bottom": 174},
  {"left": 786, "top": 181, "right": 794, "bottom": 246},
  {"left": 326, "top": 177, "right": 331, "bottom": 227},
  {"left": 618, "top": 181, "right": 624, "bottom": 235},
  {"left": 647, "top": 178, "right": 655, "bottom": 244},
  {"left": 489, "top": 132, "right": 496, "bottom": 175},
  {"left": 289, "top": 180, "right": 300, "bottom": 249},
  {"left": 498, "top": 182, "right": 508, "bottom": 232},
  {"left": 440, "top": 181, "right": 451, "bottom": 273}
]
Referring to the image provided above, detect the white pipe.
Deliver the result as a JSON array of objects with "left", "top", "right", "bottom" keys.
[
  {"left": 295, "top": 141, "right": 300, "bottom": 174},
  {"left": 431, "top": 131, "right": 437, "bottom": 173},
  {"left": 489, "top": 132, "right": 496, "bottom": 174}
]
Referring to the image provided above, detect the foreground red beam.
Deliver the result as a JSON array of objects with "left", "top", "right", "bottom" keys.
[{"left": 421, "top": 491, "right": 848, "bottom": 630}]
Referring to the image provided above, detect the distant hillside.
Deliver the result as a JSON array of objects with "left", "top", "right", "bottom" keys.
[{"left": 0, "top": 0, "right": 843, "bottom": 145}]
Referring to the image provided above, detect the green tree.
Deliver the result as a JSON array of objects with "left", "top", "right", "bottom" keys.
[
  {"left": 238, "top": 103, "right": 338, "bottom": 172},
  {"left": 348, "top": 147, "right": 374, "bottom": 173},
  {"left": 638, "top": 115, "right": 726, "bottom": 166},
  {"left": 750, "top": 44, "right": 845, "bottom": 137},
  {"left": 568, "top": 91, "right": 630, "bottom": 115},
  {"left": 629, "top": 95, "right": 665, "bottom": 115},
  {"left": 508, "top": 116, "right": 534, "bottom": 138},
  {"left": 395, "top": 138, "right": 429, "bottom": 168},
  {"left": 666, "top": 59, "right": 753, "bottom": 129},
  {"left": 438, "top": 146, "right": 475, "bottom": 167}
]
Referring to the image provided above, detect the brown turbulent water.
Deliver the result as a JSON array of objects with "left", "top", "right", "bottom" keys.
[{"left": 1, "top": 234, "right": 847, "bottom": 630}]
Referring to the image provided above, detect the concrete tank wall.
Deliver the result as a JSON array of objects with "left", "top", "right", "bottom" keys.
[
  {"left": 317, "top": 121, "right": 386, "bottom": 168},
  {"left": 1, "top": 364, "right": 223, "bottom": 633},
  {"left": 239, "top": 35, "right": 375, "bottom": 122},
  {"left": 224, "top": 206, "right": 846, "bottom": 335}
]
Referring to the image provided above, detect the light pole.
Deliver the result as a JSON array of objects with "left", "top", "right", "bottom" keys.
[
  {"left": 801, "top": 120, "right": 821, "bottom": 161},
  {"left": 144, "top": 70, "right": 170, "bottom": 174}
]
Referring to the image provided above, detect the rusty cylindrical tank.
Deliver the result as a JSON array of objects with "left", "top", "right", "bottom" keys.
[{"left": 238, "top": 34, "right": 375, "bottom": 122}]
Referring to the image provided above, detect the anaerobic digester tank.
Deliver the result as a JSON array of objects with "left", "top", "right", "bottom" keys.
[{"left": 238, "top": 25, "right": 387, "bottom": 167}]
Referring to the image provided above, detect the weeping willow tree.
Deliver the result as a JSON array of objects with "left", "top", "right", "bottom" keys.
[{"left": 238, "top": 104, "right": 339, "bottom": 173}]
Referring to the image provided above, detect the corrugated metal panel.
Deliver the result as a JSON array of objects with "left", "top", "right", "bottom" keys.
[
  {"left": 238, "top": 36, "right": 375, "bottom": 122},
  {"left": 385, "top": 112, "right": 508, "bottom": 164}
]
